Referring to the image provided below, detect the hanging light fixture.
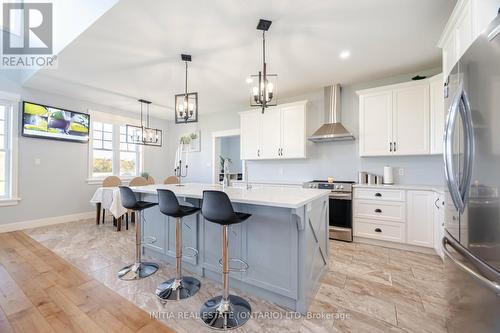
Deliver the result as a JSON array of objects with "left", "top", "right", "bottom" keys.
[
  {"left": 126, "top": 99, "right": 163, "bottom": 147},
  {"left": 175, "top": 54, "right": 198, "bottom": 124},
  {"left": 249, "top": 19, "right": 277, "bottom": 113}
]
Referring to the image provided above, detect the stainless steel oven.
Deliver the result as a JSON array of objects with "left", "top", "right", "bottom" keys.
[{"left": 304, "top": 180, "right": 354, "bottom": 242}]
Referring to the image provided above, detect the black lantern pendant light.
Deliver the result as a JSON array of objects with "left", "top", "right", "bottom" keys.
[
  {"left": 175, "top": 54, "right": 198, "bottom": 124},
  {"left": 126, "top": 99, "right": 162, "bottom": 147},
  {"left": 250, "top": 19, "right": 277, "bottom": 113}
]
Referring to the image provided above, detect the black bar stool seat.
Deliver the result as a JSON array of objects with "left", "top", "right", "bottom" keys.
[
  {"left": 199, "top": 190, "right": 252, "bottom": 330},
  {"left": 117, "top": 186, "right": 159, "bottom": 280},
  {"left": 155, "top": 189, "right": 201, "bottom": 301}
]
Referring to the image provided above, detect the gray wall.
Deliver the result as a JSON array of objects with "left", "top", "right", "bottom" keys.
[
  {"left": 0, "top": 76, "right": 169, "bottom": 225},
  {"left": 168, "top": 68, "right": 444, "bottom": 185},
  {"left": 220, "top": 136, "right": 242, "bottom": 174}
]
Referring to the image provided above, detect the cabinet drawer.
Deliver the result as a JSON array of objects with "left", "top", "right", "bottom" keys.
[
  {"left": 354, "top": 200, "right": 405, "bottom": 223},
  {"left": 354, "top": 188, "right": 405, "bottom": 201},
  {"left": 354, "top": 218, "right": 405, "bottom": 243}
]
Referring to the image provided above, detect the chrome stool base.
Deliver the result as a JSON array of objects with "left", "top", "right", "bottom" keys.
[
  {"left": 118, "top": 262, "right": 159, "bottom": 280},
  {"left": 200, "top": 295, "right": 251, "bottom": 330},
  {"left": 155, "top": 276, "right": 201, "bottom": 301}
]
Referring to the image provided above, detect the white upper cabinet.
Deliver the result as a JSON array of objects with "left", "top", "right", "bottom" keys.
[
  {"left": 359, "top": 91, "right": 393, "bottom": 156},
  {"left": 439, "top": 0, "right": 500, "bottom": 77},
  {"left": 392, "top": 83, "right": 430, "bottom": 155},
  {"left": 281, "top": 104, "right": 306, "bottom": 158},
  {"left": 430, "top": 74, "right": 445, "bottom": 154},
  {"left": 358, "top": 79, "right": 437, "bottom": 157},
  {"left": 240, "top": 101, "right": 307, "bottom": 160},
  {"left": 260, "top": 109, "right": 282, "bottom": 159},
  {"left": 240, "top": 110, "right": 261, "bottom": 160}
]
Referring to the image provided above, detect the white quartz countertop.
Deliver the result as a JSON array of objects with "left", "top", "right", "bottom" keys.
[
  {"left": 353, "top": 183, "right": 444, "bottom": 193},
  {"left": 130, "top": 183, "right": 330, "bottom": 209}
]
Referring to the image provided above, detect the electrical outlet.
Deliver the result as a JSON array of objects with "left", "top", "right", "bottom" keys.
[
  {"left": 35, "top": 158, "right": 41, "bottom": 166},
  {"left": 279, "top": 167, "right": 284, "bottom": 176},
  {"left": 399, "top": 168, "right": 405, "bottom": 176}
]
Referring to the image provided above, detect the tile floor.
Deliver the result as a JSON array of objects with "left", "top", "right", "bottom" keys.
[{"left": 25, "top": 219, "right": 450, "bottom": 333}]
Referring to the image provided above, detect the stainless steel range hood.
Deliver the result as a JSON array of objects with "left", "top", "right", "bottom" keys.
[{"left": 308, "top": 84, "right": 355, "bottom": 142}]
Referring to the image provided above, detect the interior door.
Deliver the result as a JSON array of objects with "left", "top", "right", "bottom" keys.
[
  {"left": 260, "top": 107, "right": 281, "bottom": 159},
  {"left": 281, "top": 104, "right": 305, "bottom": 158},
  {"left": 392, "top": 83, "right": 430, "bottom": 155},
  {"left": 359, "top": 91, "right": 393, "bottom": 156},
  {"left": 240, "top": 111, "right": 261, "bottom": 160}
]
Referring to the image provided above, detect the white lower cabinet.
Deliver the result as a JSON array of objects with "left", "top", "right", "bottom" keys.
[
  {"left": 354, "top": 187, "right": 441, "bottom": 251},
  {"left": 354, "top": 218, "right": 406, "bottom": 243},
  {"left": 406, "top": 191, "right": 435, "bottom": 248}
]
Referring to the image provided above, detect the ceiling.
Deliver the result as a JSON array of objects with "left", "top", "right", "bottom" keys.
[{"left": 23, "top": 0, "right": 456, "bottom": 120}]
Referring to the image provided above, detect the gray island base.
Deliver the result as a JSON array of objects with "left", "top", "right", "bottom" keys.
[{"left": 131, "top": 183, "right": 329, "bottom": 314}]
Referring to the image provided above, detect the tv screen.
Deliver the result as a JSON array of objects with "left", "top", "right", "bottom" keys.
[{"left": 22, "top": 102, "right": 90, "bottom": 143}]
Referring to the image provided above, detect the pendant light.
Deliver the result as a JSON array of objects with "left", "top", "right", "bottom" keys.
[
  {"left": 175, "top": 54, "right": 198, "bottom": 124},
  {"left": 126, "top": 99, "right": 163, "bottom": 147},
  {"left": 249, "top": 19, "right": 277, "bottom": 113}
]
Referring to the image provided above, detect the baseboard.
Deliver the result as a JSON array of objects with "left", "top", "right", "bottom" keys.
[
  {"left": 0, "top": 211, "right": 95, "bottom": 233},
  {"left": 353, "top": 236, "right": 439, "bottom": 256}
]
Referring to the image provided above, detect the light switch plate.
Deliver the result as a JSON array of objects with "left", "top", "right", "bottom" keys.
[
  {"left": 35, "top": 158, "right": 41, "bottom": 165},
  {"left": 399, "top": 168, "right": 405, "bottom": 176}
]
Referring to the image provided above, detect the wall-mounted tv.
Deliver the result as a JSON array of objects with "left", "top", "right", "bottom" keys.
[{"left": 22, "top": 101, "right": 90, "bottom": 143}]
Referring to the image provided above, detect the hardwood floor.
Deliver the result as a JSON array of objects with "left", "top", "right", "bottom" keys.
[{"left": 0, "top": 231, "right": 175, "bottom": 333}]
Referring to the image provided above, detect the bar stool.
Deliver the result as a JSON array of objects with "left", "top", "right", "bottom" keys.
[
  {"left": 199, "top": 190, "right": 252, "bottom": 330},
  {"left": 155, "top": 189, "right": 201, "bottom": 301},
  {"left": 118, "top": 186, "right": 159, "bottom": 280}
]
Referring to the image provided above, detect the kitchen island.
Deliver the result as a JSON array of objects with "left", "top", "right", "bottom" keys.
[{"left": 130, "top": 183, "right": 329, "bottom": 313}]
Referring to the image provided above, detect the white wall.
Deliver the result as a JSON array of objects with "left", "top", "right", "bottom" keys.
[
  {"left": 0, "top": 75, "right": 169, "bottom": 225},
  {"left": 168, "top": 68, "right": 444, "bottom": 186}
]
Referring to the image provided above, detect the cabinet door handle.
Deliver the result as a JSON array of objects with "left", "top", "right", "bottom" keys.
[
  {"left": 374, "top": 209, "right": 382, "bottom": 213},
  {"left": 390, "top": 142, "right": 393, "bottom": 152},
  {"left": 375, "top": 192, "right": 382, "bottom": 197},
  {"left": 257, "top": 149, "right": 260, "bottom": 157},
  {"left": 434, "top": 198, "right": 440, "bottom": 209},
  {"left": 374, "top": 228, "right": 382, "bottom": 233},
  {"left": 280, "top": 148, "right": 283, "bottom": 156},
  {"left": 394, "top": 142, "right": 397, "bottom": 152}
]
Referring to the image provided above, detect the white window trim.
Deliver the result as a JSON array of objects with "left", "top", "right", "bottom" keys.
[
  {"left": 87, "top": 110, "right": 144, "bottom": 184},
  {"left": 0, "top": 91, "right": 21, "bottom": 206}
]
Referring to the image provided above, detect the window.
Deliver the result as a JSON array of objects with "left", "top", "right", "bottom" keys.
[
  {"left": 0, "top": 103, "right": 9, "bottom": 197},
  {"left": 92, "top": 121, "right": 113, "bottom": 177},
  {"left": 0, "top": 92, "right": 19, "bottom": 206},
  {"left": 88, "top": 111, "right": 142, "bottom": 181},
  {"left": 119, "top": 126, "right": 139, "bottom": 176}
]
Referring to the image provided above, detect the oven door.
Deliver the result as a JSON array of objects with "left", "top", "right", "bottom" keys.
[{"left": 329, "top": 193, "right": 353, "bottom": 241}]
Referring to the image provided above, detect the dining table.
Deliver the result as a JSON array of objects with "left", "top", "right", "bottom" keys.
[{"left": 90, "top": 187, "right": 128, "bottom": 231}]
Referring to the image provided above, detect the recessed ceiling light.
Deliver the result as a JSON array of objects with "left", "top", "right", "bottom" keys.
[
  {"left": 339, "top": 50, "right": 351, "bottom": 59},
  {"left": 246, "top": 77, "right": 253, "bottom": 84}
]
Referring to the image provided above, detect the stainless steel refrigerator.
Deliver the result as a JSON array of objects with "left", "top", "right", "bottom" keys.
[{"left": 443, "top": 14, "right": 500, "bottom": 333}]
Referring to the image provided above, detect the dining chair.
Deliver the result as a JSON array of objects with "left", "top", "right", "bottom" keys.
[
  {"left": 101, "top": 176, "right": 122, "bottom": 226},
  {"left": 146, "top": 176, "right": 155, "bottom": 185},
  {"left": 164, "top": 176, "right": 180, "bottom": 184},
  {"left": 129, "top": 177, "right": 149, "bottom": 186}
]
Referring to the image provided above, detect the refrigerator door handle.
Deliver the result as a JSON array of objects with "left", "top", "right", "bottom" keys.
[
  {"left": 442, "top": 236, "right": 500, "bottom": 296},
  {"left": 444, "top": 85, "right": 464, "bottom": 212},
  {"left": 459, "top": 87, "right": 474, "bottom": 209}
]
